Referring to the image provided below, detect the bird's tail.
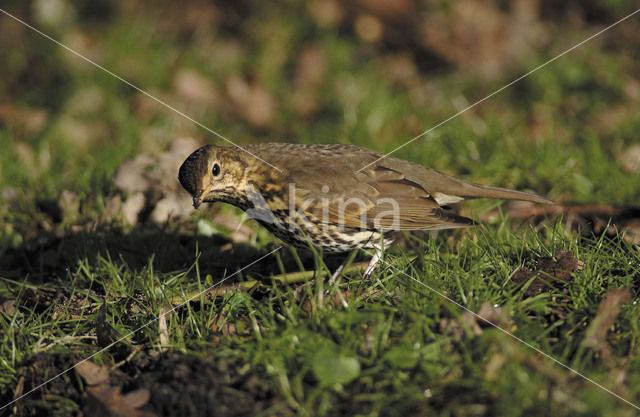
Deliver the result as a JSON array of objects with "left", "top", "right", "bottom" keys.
[{"left": 456, "top": 182, "right": 553, "bottom": 204}]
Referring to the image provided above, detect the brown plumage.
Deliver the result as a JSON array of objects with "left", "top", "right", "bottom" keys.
[{"left": 178, "top": 143, "right": 552, "bottom": 253}]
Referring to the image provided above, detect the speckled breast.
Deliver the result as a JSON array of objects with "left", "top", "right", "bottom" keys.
[{"left": 256, "top": 209, "right": 387, "bottom": 253}]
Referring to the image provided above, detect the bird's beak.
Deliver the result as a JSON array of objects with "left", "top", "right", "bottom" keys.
[{"left": 192, "top": 190, "right": 203, "bottom": 209}]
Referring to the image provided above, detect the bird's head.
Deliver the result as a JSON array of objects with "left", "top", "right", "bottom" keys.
[{"left": 178, "top": 145, "right": 248, "bottom": 209}]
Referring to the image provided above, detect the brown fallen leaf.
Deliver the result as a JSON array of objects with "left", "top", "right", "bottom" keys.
[
  {"left": 442, "top": 302, "right": 515, "bottom": 341},
  {"left": 149, "top": 193, "right": 192, "bottom": 224},
  {"left": 377, "top": 53, "right": 419, "bottom": 88},
  {"left": 58, "top": 190, "right": 80, "bottom": 223},
  {"left": 210, "top": 213, "right": 254, "bottom": 243},
  {"left": 0, "top": 104, "right": 49, "bottom": 135},
  {"left": 172, "top": 68, "right": 220, "bottom": 107},
  {"left": 104, "top": 195, "right": 141, "bottom": 227},
  {"left": 440, "top": 310, "right": 484, "bottom": 341},
  {"left": 418, "top": 0, "right": 545, "bottom": 79},
  {"left": 0, "top": 299, "right": 15, "bottom": 316},
  {"left": 460, "top": 311, "right": 484, "bottom": 336},
  {"left": 113, "top": 154, "right": 157, "bottom": 195},
  {"left": 307, "top": 0, "right": 345, "bottom": 28},
  {"left": 353, "top": 0, "right": 415, "bottom": 22},
  {"left": 77, "top": 360, "right": 155, "bottom": 417},
  {"left": 512, "top": 250, "right": 582, "bottom": 296},
  {"left": 495, "top": 204, "right": 639, "bottom": 221},
  {"left": 582, "top": 288, "right": 631, "bottom": 359},
  {"left": 294, "top": 46, "right": 327, "bottom": 88},
  {"left": 537, "top": 251, "right": 584, "bottom": 281},
  {"left": 158, "top": 305, "right": 171, "bottom": 347},
  {"left": 76, "top": 361, "right": 110, "bottom": 386},
  {"left": 354, "top": 14, "right": 384, "bottom": 43},
  {"left": 289, "top": 45, "right": 328, "bottom": 118},
  {"left": 490, "top": 204, "right": 640, "bottom": 245},
  {"left": 107, "top": 136, "right": 202, "bottom": 226},
  {"left": 225, "top": 76, "right": 277, "bottom": 128},
  {"left": 12, "top": 142, "right": 38, "bottom": 179},
  {"left": 619, "top": 144, "right": 640, "bottom": 174},
  {"left": 86, "top": 384, "right": 155, "bottom": 417},
  {"left": 476, "top": 302, "right": 512, "bottom": 329}
]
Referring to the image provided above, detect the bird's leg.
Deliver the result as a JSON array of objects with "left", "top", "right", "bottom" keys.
[
  {"left": 363, "top": 248, "right": 381, "bottom": 279},
  {"left": 328, "top": 261, "right": 346, "bottom": 286},
  {"left": 325, "top": 250, "right": 360, "bottom": 308},
  {"left": 362, "top": 231, "right": 389, "bottom": 279},
  {"left": 328, "top": 249, "right": 358, "bottom": 286}
]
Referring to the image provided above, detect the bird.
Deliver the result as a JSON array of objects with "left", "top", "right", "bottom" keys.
[{"left": 178, "top": 143, "right": 552, "bottom": 278}]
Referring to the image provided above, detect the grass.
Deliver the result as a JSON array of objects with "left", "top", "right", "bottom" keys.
[{"left": 1, "top": 1, "right": 640, "bottom": 416}]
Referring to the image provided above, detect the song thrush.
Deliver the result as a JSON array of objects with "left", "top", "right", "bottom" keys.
[{"left": 178, "top": 143, "right": 551, "bottom": 275}]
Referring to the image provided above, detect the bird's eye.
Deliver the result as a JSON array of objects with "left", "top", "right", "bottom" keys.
[{"left": 212, "top": 163, "right": 221, "bottom": 177}]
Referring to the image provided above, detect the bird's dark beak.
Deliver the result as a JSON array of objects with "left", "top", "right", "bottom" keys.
[{"left": 192, "top": 190, "right": 203, "bottom": 209}]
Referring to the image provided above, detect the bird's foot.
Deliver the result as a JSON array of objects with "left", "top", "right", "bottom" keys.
[{"left": 362, "top": 250, "right": 381, "bottom": 279}]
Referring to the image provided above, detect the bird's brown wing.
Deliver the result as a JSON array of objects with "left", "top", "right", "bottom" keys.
[
  {"left": 382, "top": 155, "right": 553, "bottom": 205},
  {"left": 247, "top": 142, "right": 551, "bottom": 205},
  {"left": 295, "top": 164, "right": 475, "bottom": 231},
  {"left": 247, "top": 142, "right": 548, "bottom": 231}
]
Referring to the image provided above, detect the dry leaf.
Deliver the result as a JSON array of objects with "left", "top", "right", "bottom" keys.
[
  {"left": 78, "top": 360, "right": 155, "bottom": 417},
  {"left": 354, "top": 14, "right": 383, "bottom": 43},
  {"left": 158, "top": 306, "right": 171, "bottom": 347},
  {"left": 172, "top": 68, "right": 220, "bottom": 107},
  {"left": 58, "top": 190, "right": 80, "bottom": 222},
  {"left": 476, "top": 302, "right": 511, "bottom": 328},
  {"left": 121, "top": 193, "right": 146, "bottom": 226},
  {"left": 76, "top": 361, "right": 110, "bottom": 386},
  {"left": 419, "top": 0, "right": 545, "bottom": 79},
  {"left": 114, "top": 154, "right": 156, "bottom": 194},
  {"left": 492, "top": 204, "right": 640, "bottom": 245},
  {"left": 353, "top": 0, "right": 415, "bottom": 21},
  {"left": 460, "top": 311, "right": 483, "bottom": 336},
  {"left": 512, "top": 251, "right": 582, "bottom": 296},
  {"left": 440, "top": 312, "right": 483, "bottom": 340},
  {"left": 307, "top": 0, "right": 345, "bottom": 27},
  {"left": 583, "top": 288, "right": 631, "bottom": 358},
  {"left": 0, "top": 104, "right": 49, "bottom": 134},
  {"left": 86, "top": 384, "right": 155, "bottom": 417},
  {"left": 150, "top": 194, "right": 192, "bottom": 223},
  {"left": 210, "top": 213, "right": 254, "bottom": 243},
  {"left": 537, "top": 251, "right": 584, "bottom": 281},
  {"left": 377, "top": 53, "right": 418, "bottom": 88},
  {"left": 225, "top": 76, "right": 277, "bottom": 128},
  {"left": 0, "top": 299, "right": 16, "bottom": 316},
  {"left": 619, "top": 144, "right": 640, "bottom": 174}
]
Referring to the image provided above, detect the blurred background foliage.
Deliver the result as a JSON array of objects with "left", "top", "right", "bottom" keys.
[
  {"left": 1, "top": 0, "right": 639, "bottom": 252},
  {"left": 1, "top": 2, "right": 640, "bottom": 416},
  {"left": 1, "top": 0, "right": 639, "bottom": 208}
]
